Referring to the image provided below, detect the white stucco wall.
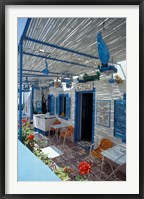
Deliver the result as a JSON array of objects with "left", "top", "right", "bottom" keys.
[{"left": 48, "top": 76, "right": 126, "bottom": 146}]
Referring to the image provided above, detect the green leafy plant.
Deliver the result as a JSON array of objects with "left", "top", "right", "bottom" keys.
[
  {"left": 54, "top": 167, "right": 70, "bottom": 181},
  {"left": 34, "top": 137, "right": 48, "bottom": 148},
  {"left": 74, "top": 175, "right": 88, "bottom": 181}
]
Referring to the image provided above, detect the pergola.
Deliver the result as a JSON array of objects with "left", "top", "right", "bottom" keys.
[{"left": 18, "top": 17, "right": 126, "bottom": 141}]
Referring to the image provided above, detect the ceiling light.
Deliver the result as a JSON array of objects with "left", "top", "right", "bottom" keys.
[{"left": 39, "top": 49, "right": 45, "bottom": 52}]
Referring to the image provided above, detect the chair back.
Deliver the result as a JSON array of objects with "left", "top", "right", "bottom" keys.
[
  {"left": 99, "top": 138, "right": 113, "bottom": 151},
  {"left": 68, "top": 125, "right": 74, "bottom": 132}
]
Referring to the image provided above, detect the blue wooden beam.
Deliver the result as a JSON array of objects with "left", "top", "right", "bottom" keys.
[
  {"left": 18, "top": 68, "right": 76, "bottom": 76},
  {"left": 18, "top": 73, "right": 60, "bottom": 77},
  {"left": 25, "top": 37, "right": 99, "bottom": 60},
  {"left": 23, "top": 52, "right": 95, "bottom": 69},
  {"left": 21, "top": 18, "right": 32, "bottom": 40}
]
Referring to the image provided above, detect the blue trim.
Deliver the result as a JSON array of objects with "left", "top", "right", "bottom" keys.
[
  {"left": 96, "top": 100, "right": 111, "bottom": 128},
  {"left": 99, "top": 65, "right": 117, "bottom": 74},
  {"left": 19, "top": 41, "right": 23, "bottom": 141},
  {"left": 66, "top": 94, "right": 71, "bottom": 119},
  {"left": 114, "top": 99, "right": 126, "bottom": 143},
  {"left": 18, "top": 68, "right": 75, "bottom": 76},
  {"left": 56, "top": 96, "right": 59, "bottom": 115},
  {"left": 74, "top": 91, "right": 77, "bottom": 141},
  {"left": 18, "top": 88, "right": 30, "bottom": 93},
  {"left": 19, "top": 73, "right": 59, "bottom": 78},
  {"left": 76, "top": 90, "right": 94, "bottom": 94},
  {"left": 48, "top": 94, "right": 52, "bottom": 112},
  {"left": 74, "top": 90, "right": 95, "bottom": 144},
  {"left": 92, "top": 88, "right": 96, "bottom": 144},
  {"left": 30, "top": 86, "right": 34, "bottom": 122},
  {"left": 57, "top": 94, "right": 70, "bottom": 120},
  {"left": 21, "top": 18, "right": 32, "bottom": 40},
  {"left": 23, "top": 52, "right": 95, "bottom": 69},
  {"left": 48, "top": 94, "right": 55, "bottom": 115},
  {"left": 34, "top": 127, "right": 49, "bottom": 136},
  {"left": 58, "top": 115, "right": 69, "bottom": 120},
  {"left": 74, "top": 92, "right": 80, "bottom": 141},
  {"left": 35, "top": 101, "right": 42, "bottom": 113},
  {"left": 25, "top": 37, "right": 99, "bottom": 60}
]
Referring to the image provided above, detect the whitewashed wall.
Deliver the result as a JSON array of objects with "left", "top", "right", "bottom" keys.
[{"left": 48, "top": 77, "right": 126, "bottom": 146}]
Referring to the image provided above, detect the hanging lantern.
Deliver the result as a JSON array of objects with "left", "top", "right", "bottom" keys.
[{"left": 41, "top": 60, "right": 49, "bottom": 74}]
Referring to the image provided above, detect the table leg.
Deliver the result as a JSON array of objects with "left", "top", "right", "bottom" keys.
[
  {"left": 100, "top": 157, "right": 105, "bottom": 179},
  {"left": 105, "top": 163, "right": 122, "bottom": 181},
  {"left": 54, "top": 129, "right": 59, "bottom": 142}
]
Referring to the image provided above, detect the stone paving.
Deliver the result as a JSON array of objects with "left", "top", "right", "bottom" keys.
[{"left": 34, "top": 132, "right": 126, "bottom": 181}]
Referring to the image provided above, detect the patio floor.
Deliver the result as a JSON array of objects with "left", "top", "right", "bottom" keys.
[{"left": 34, "top": 132, "right": 126, "bottom": 181}]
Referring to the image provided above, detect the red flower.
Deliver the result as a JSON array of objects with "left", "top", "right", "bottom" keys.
[
  {"left": 22, "top": 119, "right": 27, "bottom": 123},
  {"left": 78, "top": 161, "right": 91, "bottom": 175},
  {"left": 28, "top": 134, "right": 34, "bottom": 140}
]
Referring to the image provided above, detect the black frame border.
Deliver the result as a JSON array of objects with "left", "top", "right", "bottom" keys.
[{"left": 0, "top": 1, "right": 144, "bottom": 198}]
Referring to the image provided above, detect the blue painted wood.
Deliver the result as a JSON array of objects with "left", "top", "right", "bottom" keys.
[
  {"left": 18, "top": 68, "right": 75, "bottom": 76},
  {"left": 51, "top": 96, "right": 55, "bottom": 115},
  {"left": 21, "top": 18, "right": 32, "bottom": 40},
  {"left": 25, "top": 37, "right": 99, "bottom": 60},
  {"left": 35, "top": 101, "right": 42, "bottom": 113},
  {"left": 30, "top": 86, "right": 34, "bottom": 122},
  {"left": 19, "top": 41, "right": 23, "bottom": 141},
  {"left": 19, "top": 73, "right": 59, "bottom": 77},
  {"left": 48, "top": 94, "right": 52, "bottom": 112},
  {"left": 56, "top": 96, "right": 59, "bottom": 115},
  {"left": 34, "top": 127, "right": 49, "bottom": 136},
  {"left": 18, "top": 140, "right": 61, "bottom": 181},
  {"left": 66, "top": 94, "right": 71, "bottom": 119},
  {"left": 114, "top": 99, "right": 126, "bottom": 143},
  {"left": 50, "top": 95, "right": 55, "bottom": 115},
  {"left": 92, "top": 88, "right": 96, "bottom": 144},
  {"left": 75, "top": 90, "right": 95, "bottom": 144},
  {"left": 76, "top": 92, "right": 81, "bottom": 141}
]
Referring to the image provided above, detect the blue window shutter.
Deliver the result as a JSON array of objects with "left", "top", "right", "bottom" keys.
[
  {"left": 114, "top": 99, "right": 126, "bottom": 143},
  {"left": 56, "top": 96, "right": 59, "bottom": 115},
  {"left": 66, "top": 94, "right": 71, "bottom": 119},
  {"left": 51, "top": 96, "right": 55, "bottom": 115},
  {"left": 48, "top": 94, "right": 51, "bottom": 112}
]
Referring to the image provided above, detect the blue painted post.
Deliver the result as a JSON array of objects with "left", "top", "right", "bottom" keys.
[
  {"left": 19, "top": 40, "right": 23, "bottom": 142},
  {"left": 30, "top": 86, "right": 34, "bottom": 122},
  {"left": 92, "top": 88, "right": 96, "bottom": 144},
  {"left": 74, "top": 91, "right": 78, "bottom": 141}
]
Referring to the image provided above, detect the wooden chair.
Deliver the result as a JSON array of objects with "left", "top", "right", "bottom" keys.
[
  {"left": 90, "top": 138, "right": 113, "bottom": 159},
  {"left": 59, "top": 125, "right": 74, "bottom": 145}
]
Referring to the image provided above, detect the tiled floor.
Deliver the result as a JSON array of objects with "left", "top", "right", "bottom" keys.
[{"left": 34, "top": 132, "right": 126, "bottom": 181}]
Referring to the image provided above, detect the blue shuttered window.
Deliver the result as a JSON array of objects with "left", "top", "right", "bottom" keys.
[
  {"left": 56, "top": 94, "right": 71, "bottom": 120},
  {"left": 48, "top": 94, "right": 51, "bottom": 112},
  {"left": 48, "top": 94, "right": 55, "bottom": 115},
  {"left": 51, "top": 96, "right": 55, "bottom": 115},
  {"left": 114, "top": 99, "right": 126, "bottom": 143},
  {"left": 56, "top": 96, "right": 59, "bottom": 115},
  {"left": 66, "top": 94, "right": 71, "bottom": 119}
]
